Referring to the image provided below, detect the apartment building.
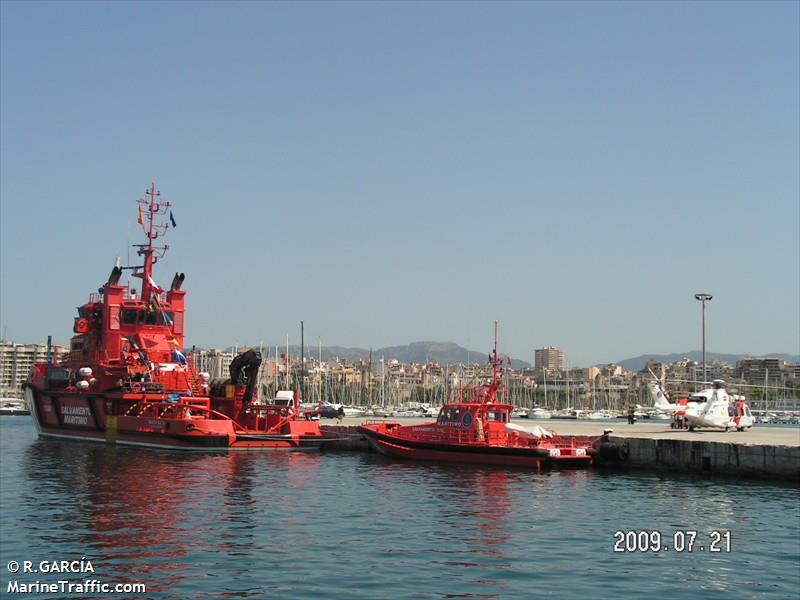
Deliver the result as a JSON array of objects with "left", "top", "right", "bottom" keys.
[
  {"left": 0, "top": 341, "right": 66, "bottom": 398},
  {"left": 192, "top": 348, "right": 234, "bottom": 380},
  {"left": 734, "top": 358, "right": 786, "bottom": 384},
  {"left": 534, "top": 347, "right": 564, "bottom": 373}
]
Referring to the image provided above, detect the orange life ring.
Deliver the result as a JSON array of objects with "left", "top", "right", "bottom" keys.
[
  {"left": 130, "top": 382, "right": 142, "bottom": 393},
  {"left": 73, "top": 318, "right": 90, "bottom": 334}
]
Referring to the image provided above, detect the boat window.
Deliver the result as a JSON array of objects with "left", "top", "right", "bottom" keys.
[
  {"left": 70, "top": 337, "right": 84, "bottom": 351},
  {"left": 131, "top": 309, "right": 158, "bottom": 325},
  {"left": 48, "top": 368, "right": 71, "bottom": 382},
  {"left": 121, "top": 309, "right": 138, "bottom": 325},
  {"left": 438, "top": 408, "right": 457, "bottom": 425},
  {"left": 485, "top": 411, "right": 507, "bottom": 422}
]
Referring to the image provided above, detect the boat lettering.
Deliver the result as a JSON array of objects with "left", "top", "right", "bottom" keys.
[
  {"left": 63, "top": 415, "right": 88, "bottom": 425},
  {"left": 61, "top": 405, "right": 90, "bottom": 425},
  {"left": 147, "top": 420, "right": 165, "bottom": 429}
]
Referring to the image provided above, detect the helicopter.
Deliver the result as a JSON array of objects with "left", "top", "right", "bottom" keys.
[
  {"left": 642, "top": 370, "right": 754, "bottom": 431},
  {"left": 683, "top": 379, "right": 755, "bottom": 432}
]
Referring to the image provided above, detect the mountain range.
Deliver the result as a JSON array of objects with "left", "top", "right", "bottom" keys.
[
  {"left": 226, "top": 341, "right": 531, "bottom": 369},
  {"left": 223, "top": 342, "right": 798, "bottom": 371}
]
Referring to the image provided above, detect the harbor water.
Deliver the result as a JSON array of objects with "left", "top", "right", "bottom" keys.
[{"left": 1, "top": 418, "right": 798, "bottom": 599}]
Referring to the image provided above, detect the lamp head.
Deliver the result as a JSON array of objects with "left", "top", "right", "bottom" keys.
[{"left": 694, "top": 293, "right": 713, "bottom": 302}]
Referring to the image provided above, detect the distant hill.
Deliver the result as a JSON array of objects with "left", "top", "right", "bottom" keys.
[
  {"left": 225, "top": 341, "right": 531, "bottom": 369},
  {"left": 208, "top": 343, "right": 795, "bottom": 372},
  {"left": 372, "top": 341, "right": 531, "bottom": 369},
  {"left": 614, "top": 352, "right": 800, "bottom": 373}
]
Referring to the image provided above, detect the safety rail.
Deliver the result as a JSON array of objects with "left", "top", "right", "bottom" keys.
[
  {"left": 387, "top": 425, "right": 523, "bottom": 447},
  {"left": 548, "top": 434, "right": 595, "bottom": 449},
  {"left": 119, "top": 401, "right": 248, "bottom": 432},
  {"left": 244, "top": 404, "right": 298, "bottom": 434},
  {"left": 366, "top": 421, "right": 595, "bottom": 450}
]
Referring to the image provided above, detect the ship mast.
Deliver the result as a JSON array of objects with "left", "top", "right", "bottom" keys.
[
  {"left": 135, "top": 182, "right": 171, "bottom": 302},
  {"left": 487, "top": 320, "right": 501, "bottom": 403}
]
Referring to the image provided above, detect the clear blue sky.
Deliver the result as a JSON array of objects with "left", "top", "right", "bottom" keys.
[{"left": 1, "top": 1, "right": 798, "bottom": 366}]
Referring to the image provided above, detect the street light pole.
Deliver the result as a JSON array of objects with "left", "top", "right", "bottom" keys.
[{"left": 694, "top": 293, "right": 713, "bottom": 385}]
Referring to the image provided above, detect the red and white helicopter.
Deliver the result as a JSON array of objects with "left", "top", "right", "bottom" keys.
[{"left": 644, "top": 371, "right": 754, "bottom": 432}]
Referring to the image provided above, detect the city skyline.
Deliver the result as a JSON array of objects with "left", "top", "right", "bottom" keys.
[
  {"left": 0, "top": 336, "right": 796, "bottom": 375},
  {"left": 1, "top": 2, "right": 798, "bottom": 366}
]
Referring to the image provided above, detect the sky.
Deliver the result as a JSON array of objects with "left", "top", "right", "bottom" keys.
[{"left": 1, "top": 1, "right": 798, "bottom": 367}]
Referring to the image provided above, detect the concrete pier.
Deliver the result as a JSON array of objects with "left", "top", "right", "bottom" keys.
[{"left": 321, "top": 418, "right": 800, "bottom": 482}]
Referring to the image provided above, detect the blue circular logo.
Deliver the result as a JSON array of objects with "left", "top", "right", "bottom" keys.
[{"left": 462, "top": 412, "right": 473, "bottom": 429}]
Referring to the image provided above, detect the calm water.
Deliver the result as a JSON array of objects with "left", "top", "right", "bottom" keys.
[{"left": 1, "top": 418, "right": 798, "bottom": 600}]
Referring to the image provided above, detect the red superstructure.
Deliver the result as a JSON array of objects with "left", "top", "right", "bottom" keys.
[
  {"left": 359, "top": 323, "right": 596, "bottom": 469},
  {"left": 25, "top": 183, "right": 326, "bottom": 450}
]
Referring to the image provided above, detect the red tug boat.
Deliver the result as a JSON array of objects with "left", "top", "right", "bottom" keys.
[
  {"left": 25, "top": 184, "right": 325, "bottom": 450},
  {"left": 359, "top": 324, "right": 596, "bottom": 470}
]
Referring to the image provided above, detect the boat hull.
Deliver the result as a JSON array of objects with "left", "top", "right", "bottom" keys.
[
  {"left": 359, "top": 425, "right": 593, "bottom": 469},
  {"left": 25, "top": 386, "right": 325, "bottom": 451}
]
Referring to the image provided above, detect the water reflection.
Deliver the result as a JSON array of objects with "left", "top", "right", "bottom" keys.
[
  {"left": 2, "top": 420, "right": 797, "bottom": 600},
  {"left": 20, "top": 441, "right": 322, "bottom": 595}
]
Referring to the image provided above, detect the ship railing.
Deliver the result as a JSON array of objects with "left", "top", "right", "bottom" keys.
[
  {"left": 548, "top": 434, "right": 593, "bottom": 449},
  {"left": 398, "top": 427, "right": 484, "bottom": 446},
  {"left": 369, "top": 421, "right": 543, "bottom": 447},
  {"left": 125, "top": 400, "right": 248, "bottom": 432},
  {"left": 241, "top": 403, "right": 297, "bottom": 434}
]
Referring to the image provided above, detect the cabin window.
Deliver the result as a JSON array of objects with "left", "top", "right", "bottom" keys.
[
  {"left": 48, "top": 368, "right": 71, "bottom": 382},
  {"left": 121, "top": 309, "right": 139, "bottom": 325},
  {"left": 438, "top": 408, "right": 461, "bottom": 425},
  {"left": 70, "top": 337, "right": 84, "bottom": 351},
  {"left": 485, "top": 411, "right": 507, "bottom": 422}
]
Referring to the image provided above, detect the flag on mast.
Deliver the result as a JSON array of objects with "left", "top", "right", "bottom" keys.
[
  {"left": 137, "top": 206, "right": 144, "bottom": 227},
  {"left": 169, "top": 211, "right": 177, "bottom": 227}
]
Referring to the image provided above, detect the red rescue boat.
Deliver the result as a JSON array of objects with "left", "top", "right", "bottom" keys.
[
  {"left": 25, "top": 183, "right": 328, "bottom": 450},
  {"left": 359, "top": 323, "right": 596, "bottom": 469}
]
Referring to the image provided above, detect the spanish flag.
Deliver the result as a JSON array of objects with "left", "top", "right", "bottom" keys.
[{"left": 137, "top": 206, "right": 144, "bottom": 226}]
